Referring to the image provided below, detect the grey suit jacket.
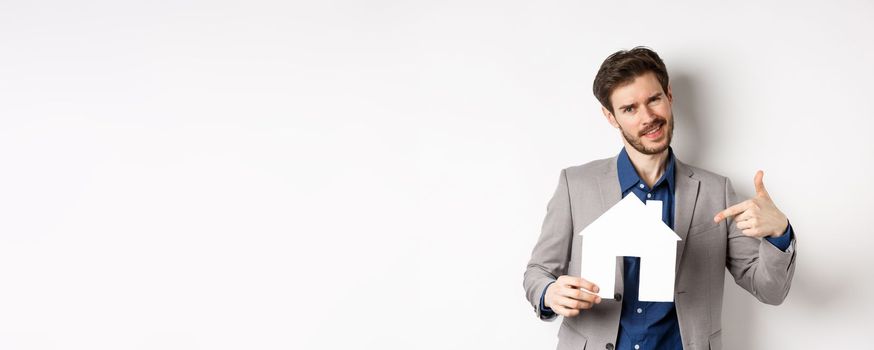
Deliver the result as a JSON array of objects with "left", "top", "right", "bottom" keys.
[{"left": 523, "top": 154, "right": 797, "bottom": 350}]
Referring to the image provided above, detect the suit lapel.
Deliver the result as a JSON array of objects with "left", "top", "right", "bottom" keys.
[
  {"left": 597, "top": 156, "right": 622, "bottom": 211},
  {"left": 673, "top": 159, "right": 700, "bottom": 275},
  {"left": 596, "top": 156, "right": 624, "bottom": 294}
]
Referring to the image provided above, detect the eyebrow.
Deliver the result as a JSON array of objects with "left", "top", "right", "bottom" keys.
[
  {"left": 617, "top": 92, "right": 664, "bottom": 112},
  {"left": 617, "top": 102, "right": 636, "bottom": 112},
  {"left": 647, "top": 92, "right": 664, "bottom": 102}
]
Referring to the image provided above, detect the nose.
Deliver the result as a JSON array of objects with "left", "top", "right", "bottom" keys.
[{"left": 640, "top": 104, "right": 657, "bottom": 124}]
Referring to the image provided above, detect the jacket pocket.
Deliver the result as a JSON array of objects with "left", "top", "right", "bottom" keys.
[{"left": 689, "top": 221, "right": 721, "bottom": 237}]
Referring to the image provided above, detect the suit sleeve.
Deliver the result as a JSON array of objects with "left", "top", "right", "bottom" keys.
[
  {"left": 724, "top": 177, "right": 797, "bottom": 305},
  {"left": 523, "top": 169, "right": 574, "bottom": 320}
]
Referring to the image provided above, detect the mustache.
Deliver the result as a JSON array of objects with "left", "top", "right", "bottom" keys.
[{"left": 639, "top": 118, "right": 667, "bottom": 136}]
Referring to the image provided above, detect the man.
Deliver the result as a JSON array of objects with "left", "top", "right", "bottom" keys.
[{"left": 522, "top": 47, "right": 796, "bottom": 350}]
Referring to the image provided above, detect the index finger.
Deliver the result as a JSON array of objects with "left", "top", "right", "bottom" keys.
[
  {"left": 558, "top": 276, "right": 600, "bottom": 293},
  {"left": 714, "top": 201, "right": 752, "bottom": 223}
]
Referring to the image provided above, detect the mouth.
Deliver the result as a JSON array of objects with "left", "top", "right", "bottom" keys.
[{"left": 641, "top": 122, "right": 664, "bottom": 139}]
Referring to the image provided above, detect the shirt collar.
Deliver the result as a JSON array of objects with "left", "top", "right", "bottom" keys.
[{"left": 617, "top": 146, "right": 676, "bottom": 193}]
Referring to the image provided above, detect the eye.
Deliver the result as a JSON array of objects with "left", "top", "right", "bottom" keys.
[{"left": 623, "top": 107, "right": 634, "bottom": 113}]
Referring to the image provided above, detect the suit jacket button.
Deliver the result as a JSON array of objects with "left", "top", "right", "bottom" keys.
[
  {"left": 606, "top": 343, "right": 614, "bottom": 350},
  {"left": 614, "top": 293, "right": 622, "bottom": 302}
]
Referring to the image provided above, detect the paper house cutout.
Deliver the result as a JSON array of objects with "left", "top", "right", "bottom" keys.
[{"left": 579, "top": 194, "right": 682, "bottom": 302}]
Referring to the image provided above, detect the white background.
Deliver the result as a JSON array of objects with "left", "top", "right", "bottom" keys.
[{"left": 1, "top": 1, "right": 872, "bottom": 349}]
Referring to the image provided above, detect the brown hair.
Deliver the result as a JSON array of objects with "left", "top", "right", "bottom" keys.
[{"left": 593, "top": 46, "right": 669, "bottom": 114}]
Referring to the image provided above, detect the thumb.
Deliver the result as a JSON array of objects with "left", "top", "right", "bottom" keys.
[{"left": 754, "top": 170, "right": 769, "bottom": 197}]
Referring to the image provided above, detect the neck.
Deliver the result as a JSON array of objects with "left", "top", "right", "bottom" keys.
[{"left": 624, "top": 144, "right": 670, "bottom": 188}]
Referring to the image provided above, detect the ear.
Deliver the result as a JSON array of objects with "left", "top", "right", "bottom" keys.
[
  {"left": 666, "top": 83, "right": 673, "bottom": 103},
  {"left": 602, "top": 106, "right": 620, "bottom": 129}
]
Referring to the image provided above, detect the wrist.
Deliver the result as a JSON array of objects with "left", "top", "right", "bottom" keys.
[
  {"left": 541, "top": 281, "right": 556, "bottom": 310},
  {"left": 771, "top": 219, "right": 789, "bottom": 238}
]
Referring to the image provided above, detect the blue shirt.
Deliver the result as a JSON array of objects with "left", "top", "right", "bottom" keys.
[{"left": 540, "top": 147, "right": 792, "bottom": 349}]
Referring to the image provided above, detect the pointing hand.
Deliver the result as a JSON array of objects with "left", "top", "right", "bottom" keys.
[{"left": 713, "top": 170, "right": 789, "bottom": 238}]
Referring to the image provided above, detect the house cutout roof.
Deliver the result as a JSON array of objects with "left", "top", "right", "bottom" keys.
[{"left": 578, "top": 194, "right": 682, "bottom": 302}]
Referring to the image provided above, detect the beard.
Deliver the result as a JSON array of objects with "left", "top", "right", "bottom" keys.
[{"left": 619, "top": 115, "right": 673, "bottom": 155}]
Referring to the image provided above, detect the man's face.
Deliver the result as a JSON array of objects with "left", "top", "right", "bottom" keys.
[{"left": 602, "top": 72, "right": 674, "bottom": 155}]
